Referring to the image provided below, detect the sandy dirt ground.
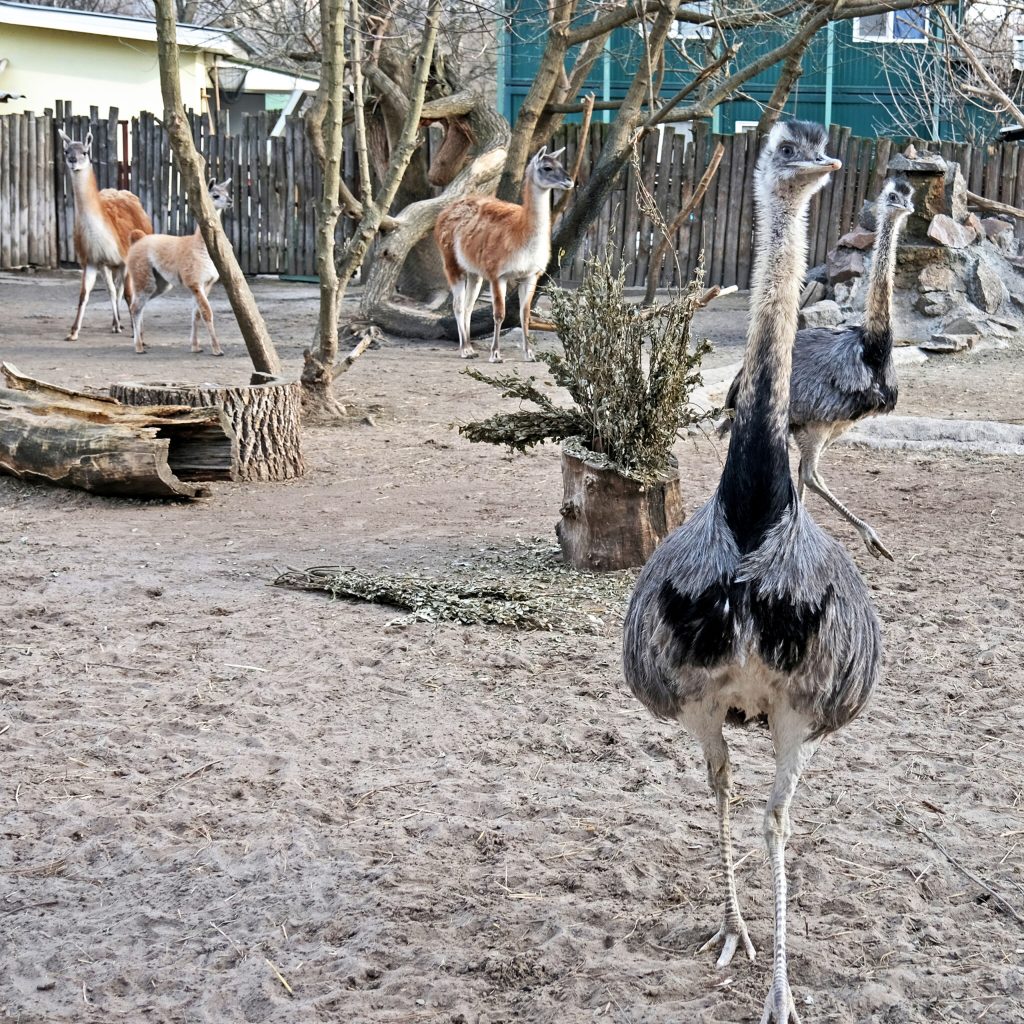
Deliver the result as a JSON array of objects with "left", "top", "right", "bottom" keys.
[{"left": 0, "top": 272, "right": 1022, "bottom": 1024}]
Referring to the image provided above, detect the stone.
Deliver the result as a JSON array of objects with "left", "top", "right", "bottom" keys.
[
  {"left": 922, "top": 332, "right": 976, "bottom": 352},
  {"left": 917, "top": 264, "right": 956, "bottom": 291},
  {"left": 857, "top": 200, "right": 877, "bottom": 232},
  {"left": 965, "top": 213, "right": 984, "bottom": 242},
  {"left": 927, "top": 214, "right": 976, "bottom": 248},
  {"left": 798, "top": 300, "right": 844, "bottom": 329},
  {"left": 914, "top": 291, "right": 954, "bottom": 317},
  {"left": 968, "top": 260, "right": 1009, "bottom": 313},
  {"left": 827, "top": 247, "right": 866, "bottom": 284},
  {"left": 982, "top": 217, "right": 1014, "bottom": 244},
  {"left": 800, "top": 281, "right": 826, "bottom": 308},
  {"left": 943, "top": 313, "right": 988, "bottom": 334},
  {"left": 832, "top": 281, "right": 853, "bottom": 307},
  {"left": 805, "top": 263, "right": 828, "bottom": 284},
  {"left": 837, "top": 226, "right": 876, "bottom": 251}
]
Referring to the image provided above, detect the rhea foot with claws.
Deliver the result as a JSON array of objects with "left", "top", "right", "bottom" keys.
[{"left": 697, "top": 915, "right": 756, "bottom": 969}]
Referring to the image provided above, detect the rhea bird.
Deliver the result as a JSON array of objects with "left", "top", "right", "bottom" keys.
[
  {"left": 623, "top": 122, "right": 882, "bottom": 1023},
  {"left": 720, "top": 177, "right": 914, "bottom": 560}
]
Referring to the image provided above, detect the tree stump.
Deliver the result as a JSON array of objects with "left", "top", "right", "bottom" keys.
[
  {"left": 109, "top": 378, "right": 304, "bottom": 482},
  {"left": 555, "top": 444, "right": 684, "bottom": 571},
  {"left": 0, "top": 362, "right": 232, "bottom": 499}
]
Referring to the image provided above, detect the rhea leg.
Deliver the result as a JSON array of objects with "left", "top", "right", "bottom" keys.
[
  {"left": 517, "top": 273, "right": 540, "bottom": 362},
  {"left": 683, "top": 708, "right": 756, "bottom": 968},
  {"left": 795, "top": 427, "right": 892, "bottom": 561},
  {"left": 67, "top": 264, "right": 98, "bottom": 340},
  {"left": 489, "top": 277, "right": 508, "bottom": 363},
  {"left": 760, "top": 710, "right": 817, "bottom": 1024}
]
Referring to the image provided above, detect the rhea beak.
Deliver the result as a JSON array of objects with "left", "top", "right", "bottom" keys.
[{"left": 790, "top": 157, "right": 843, "bottom": 177}]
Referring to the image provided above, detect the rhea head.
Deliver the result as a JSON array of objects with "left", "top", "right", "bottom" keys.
[
  {"left": 756, "top": 120, "right": 842, "bottom": 208},
  {"left": 877, "top": 175, "right": 914, "bottom": 220}
]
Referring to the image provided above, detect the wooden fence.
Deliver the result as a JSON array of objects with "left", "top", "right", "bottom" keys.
[
  {"left": 2, "top": 104, "right": 1022, "bottom": 290},
  {"left": 552, "top": 120, "right": 1024, "bottom": 291}
]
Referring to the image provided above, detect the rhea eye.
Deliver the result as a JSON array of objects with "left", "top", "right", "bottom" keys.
[{"left": 779, "top": 144, "right": 794, "bottom": 158}]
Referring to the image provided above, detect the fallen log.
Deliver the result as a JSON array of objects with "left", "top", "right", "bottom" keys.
[
  {"left": 0, "top": 362, "right": 233, "bottom": 499},
  {"left": 109, "top": 377, "right": 304, "bottom": 482}
]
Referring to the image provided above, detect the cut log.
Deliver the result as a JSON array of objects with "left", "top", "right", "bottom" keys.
[
  {"left": 555, "top": 444, "right": 684, "bottom": 571},
  {"left": 109, "top": 378, "right": 304, "bottom": 482},
  {"left": 0, "top": 362, "right": 232, "bottom": 499}
]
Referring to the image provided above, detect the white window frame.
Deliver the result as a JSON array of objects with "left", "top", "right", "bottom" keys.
[
  {"left": 852, "top": 8, "right": 928, "bottom": 44},
  {"left": 1014, "top": 35, "right": 1024, "bottom": 72},
  {"left": 734, "top": 120, "right": 759, "bottom": 134},
  {"left": 637, "top": 1, "right": 712, "bottom": 41}
]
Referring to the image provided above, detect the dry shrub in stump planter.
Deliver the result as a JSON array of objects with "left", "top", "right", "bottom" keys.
[
  {"left": 460, "top": 249, "right": 711, "bottom": 570},
  {"left": 109, "top": 377, "right": 304, "bottom": 482}
]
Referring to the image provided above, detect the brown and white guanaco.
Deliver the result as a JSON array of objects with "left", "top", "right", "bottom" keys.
[
  {"left": 126, "top": 179, "right": 232, "bottom": 356},
  {"left": 434, "top": 147, "right": 572, "bottom": 362},
  {"left": 58, "top": 129, "right": 153, "bottom": 341}
]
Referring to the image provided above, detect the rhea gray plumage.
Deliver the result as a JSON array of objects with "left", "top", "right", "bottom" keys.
[
  {"left": 721, "top": 177, "right": 914, "bottom": 560},
  {"left": 623, "top": 122, "right": 883, "bottom": 1023}
]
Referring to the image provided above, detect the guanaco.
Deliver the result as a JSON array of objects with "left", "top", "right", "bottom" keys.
[
  {"left": 126, "top": 179, "right": 232, "bottom": 356},
  {"left": 58, "top": 129, "right": 153, "bottom": 341},
  {"left": 435, "top": 146, "right": 572, "bottom": 362}
]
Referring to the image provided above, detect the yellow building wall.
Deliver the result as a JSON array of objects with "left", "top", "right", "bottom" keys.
[{"left": 0, "top": 23, "right": 210, "bottom": 119}]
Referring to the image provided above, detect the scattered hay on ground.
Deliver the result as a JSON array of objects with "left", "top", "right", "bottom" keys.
[{"left": 273, "top": 539, "right": 636, "bottom": 632}]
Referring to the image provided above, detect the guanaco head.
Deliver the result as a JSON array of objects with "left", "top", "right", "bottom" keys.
[
  {"left": 58, "top": 128, "right": 93, "bottom": 174},
  {"left": 207, "top": 178, "right": 233, "bottom": 212},
  {"left": 757, "top": 121, "right": 841, "bottom": 205},
  {"left": 876, "top": 176, "right": 914, "bottom": 220},
  {"left": 528, "top": 146, "right": 573, "bottom": 192}
]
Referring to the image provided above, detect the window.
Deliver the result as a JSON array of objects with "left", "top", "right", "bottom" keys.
[
  {"left": 637, "top": 1, "right": 711, "bottom": 41},
  {"left": 735, "top": 121, "right": 759, "bottom": 134},
  {"left": 853, "top": 7, "right": 927, "bottom": 43}
]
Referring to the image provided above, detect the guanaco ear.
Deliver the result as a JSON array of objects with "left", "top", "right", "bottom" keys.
[
  {"left": 219, "top": 177, "right": 232, "bottom": 189},
  {"left": 208, "top": 177, "right": 217, "bottom": 190},
  {"left": 57, "top": 128, "right": 71, "bottom": 148},
  {"left": 84, "top": 131, "right": 93, "bottom": 154},
  {"left": 533, "top": 146, "right": 547, "bottom": 162},
  {"left": 548, "top": 146, "right": 566, "bottom": 160}
]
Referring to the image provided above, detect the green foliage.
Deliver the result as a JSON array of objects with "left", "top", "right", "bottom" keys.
[{"left": 459, "top": 248, "right": 713, "bottom": 481}]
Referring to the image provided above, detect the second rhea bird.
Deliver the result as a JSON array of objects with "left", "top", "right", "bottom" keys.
[{"left": 721, "top": 176, "right": 914, "bottom": 559}]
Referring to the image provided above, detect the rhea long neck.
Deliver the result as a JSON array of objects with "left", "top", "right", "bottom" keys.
[
  {"left": 718, "top": 187, "right": 812, "bottom": 550},
  {"left": 862, "top": 211, "right": 903, "bottom": 344}
]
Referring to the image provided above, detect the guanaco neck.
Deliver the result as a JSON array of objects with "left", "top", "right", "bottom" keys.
[
  {"left": 862, "top": 211, "right": 904, "bottom": 346},
  {"left": 69, "top": 163, "right": 102, "bottom": 215},
  {"left": 519, "top": 170, "right": 551, "bottom": 245},
  {"left": 718, "top": 186, "right": 811, "bottom": 551}
]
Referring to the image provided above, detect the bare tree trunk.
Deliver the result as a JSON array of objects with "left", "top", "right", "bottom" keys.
[
  {"left": 496, "top": 0, "right": 578, "bottom": 201},
  {"left": 302, "top": 0, "right": 347, "bottom": 420},
  {"left": 300, "top": 0, "right": 444, "bottom": 406},
  {"left": 153, "top": 0, "right": 281, "bottom": 380},
  {"left": 757, "top": 47, "right": 807, "bottom": 134},
  {"left": 359, "top": 101, "right": 511, "bottom": 338}
]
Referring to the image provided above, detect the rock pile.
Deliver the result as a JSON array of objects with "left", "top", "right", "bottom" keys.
[{"left": 801, "top": 146, "right": 1024, "bottom": 352}]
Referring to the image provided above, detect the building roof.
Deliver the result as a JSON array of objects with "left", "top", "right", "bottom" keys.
[{"left": 0, "top": 0, "right": 250, "bottom": 58}]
